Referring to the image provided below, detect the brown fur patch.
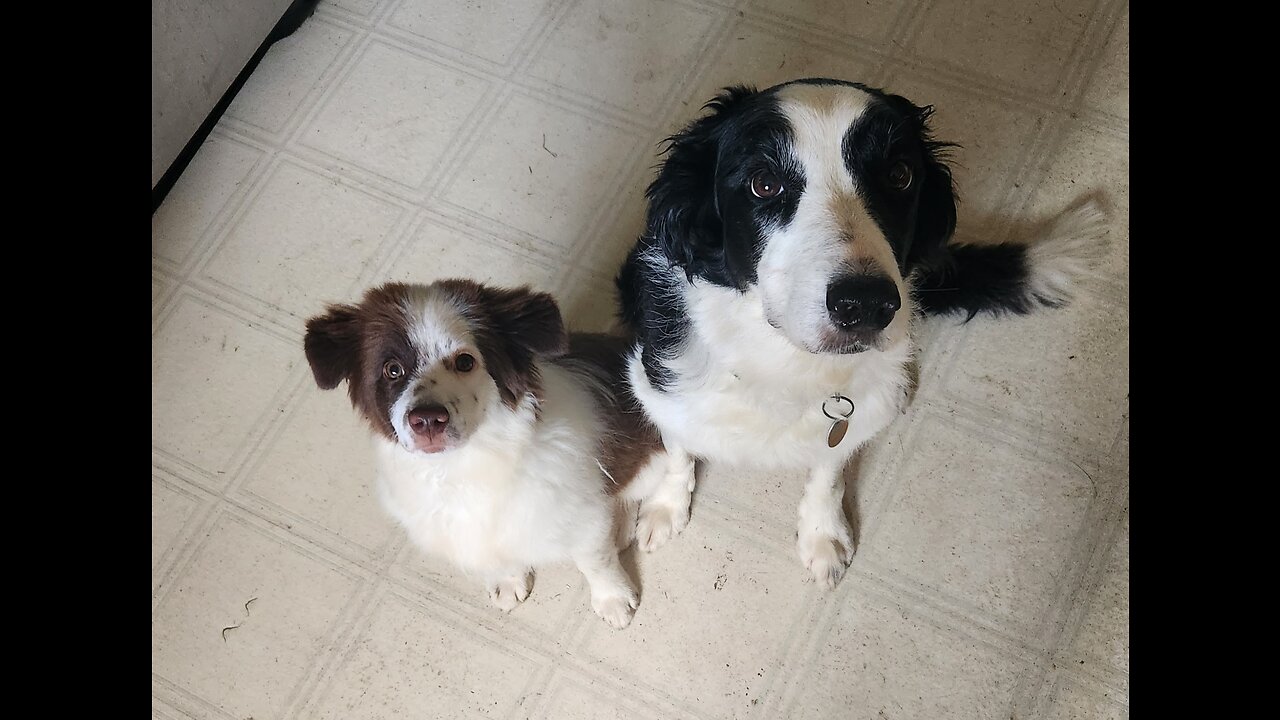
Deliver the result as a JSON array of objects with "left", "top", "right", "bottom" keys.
[
  {"left": 559, "top": 332, "right": 664, "bottom": 496},
  {"left": 775, "top": 82, "right": 839, "bottom": 115},
  {"left": 304, "top": 283, "right": 417, "bottom": 442},
  {"left": 437, "top": 280, "right": 568, "bottom": 410}
]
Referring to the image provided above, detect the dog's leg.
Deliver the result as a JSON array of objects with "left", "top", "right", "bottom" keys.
[
  {"left": 485, "top": 569, "right": 534, "bottom": 612},
  {"left": 796, "top": 462, "right": 855, "bottom": 589},
  {"left": 573, "top": 545, "right": 638, "bottom": 629},
  {"left": 635, "top": 443, "right": 696, "bottom": 552}
]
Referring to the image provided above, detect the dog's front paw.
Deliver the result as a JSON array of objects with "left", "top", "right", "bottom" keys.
[
  {"left": 487, "top": 571, "right": 532, "bottom": 612},
  {"left": 591, "top": 585, "right": 639, "bottom": 630},
  {"left": 636, "top": 495, "right": 690, "bottom": 553},
  {"left": 797, "top": 521, "right": 856, "bottom": 590}
]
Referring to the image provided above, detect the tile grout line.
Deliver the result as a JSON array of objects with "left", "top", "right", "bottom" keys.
[
  {"left": 555, "top": 0, "right": 743, "bottom": 281},
  {"left": 285, "top": 533, "right": 412, "bottom": 719},
  {"left": 222, "top": 11, "right": 370, "bottom": 145},
  {"left": 998, "top": 0, "right": 1130, "bottom": 241}
]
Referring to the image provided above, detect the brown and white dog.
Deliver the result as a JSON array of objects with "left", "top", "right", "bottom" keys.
[{"left": 304, "top": 280, "right": 668, "bottom": 628}]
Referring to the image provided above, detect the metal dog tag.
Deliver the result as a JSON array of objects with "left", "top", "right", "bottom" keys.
[{"left": 822, "top": 394, "right": 855, "bottom": 448}]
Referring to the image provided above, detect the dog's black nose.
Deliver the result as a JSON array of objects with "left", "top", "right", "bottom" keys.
[
  {"left": 408, "top": 405, "right": 450, "bottom": 435},
  {"left": 826, "top": 276, "right": 901, "bottom": 331}
]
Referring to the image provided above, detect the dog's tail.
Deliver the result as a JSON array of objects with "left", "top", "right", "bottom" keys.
[{"left": 911, "top": 198, "right": 1111, "bottom": 320}]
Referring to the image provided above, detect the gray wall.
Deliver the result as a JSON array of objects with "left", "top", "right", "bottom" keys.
[{"left": 152, "top": 0, "right": 294, "bottom": 188}]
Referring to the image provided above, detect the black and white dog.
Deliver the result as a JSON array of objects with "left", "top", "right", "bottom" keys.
[{"left": 616, "top": 78, "right": 1107, "bottom": 587}]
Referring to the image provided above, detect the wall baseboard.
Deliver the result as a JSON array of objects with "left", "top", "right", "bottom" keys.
[{"left": 151, "top": 0, "right": 322, "bottom": 214}]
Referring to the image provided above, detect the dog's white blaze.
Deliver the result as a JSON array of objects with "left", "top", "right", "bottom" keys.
[
  {"left": 402, "top": 287, "right": 470, "bottom": 367},
  {"left": 756, "top": 87, "right": 911, "bottom": 351},
  {"left": 388, "top": 291, "right": 491, "bottom": 449}
]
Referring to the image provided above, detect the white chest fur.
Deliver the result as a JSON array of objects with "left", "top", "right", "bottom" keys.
[
  {"left": 372, "top": 364, "right": 612, "bottom": 573},
  {"left": 628, "top": 283, "right": 913, "bottom": 471}
]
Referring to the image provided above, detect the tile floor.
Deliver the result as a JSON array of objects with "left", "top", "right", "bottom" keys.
[{"left": 152, "top": 0, "right": 1129, "bottom": 718}]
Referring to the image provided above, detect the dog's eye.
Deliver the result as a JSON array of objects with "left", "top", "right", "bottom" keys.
[
  {"left": 383, "top": 360, "right": 405, "bottom": 380},
  {"left": 454, "top": 353, "right": 476, "bottom": 373},
  {"left": 886, "top": 162, "right": 913, "bottom": 190},
  {"left": 749, "top": 171, "right": 784, "bottom": 199}
]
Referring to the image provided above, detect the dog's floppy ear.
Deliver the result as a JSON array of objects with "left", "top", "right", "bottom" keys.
[
  {"left": 646, "top": 85, "right": 757, "bottom": 279},
  {"left": 444, "top": 281, "right": 567, "bottom": 408},
  {"left": 475, "top": 285, "right": 568, "bottom": 358},
  {"left": 304, "top": 304, "right": 363, "bottom": 390},
  {"left": 906, "top": 104, "right": 959, "bottom": 270}
]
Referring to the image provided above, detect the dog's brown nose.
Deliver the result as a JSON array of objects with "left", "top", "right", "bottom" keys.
[{"left": 408, "top": 405, "right": 450, "bottom": 435}]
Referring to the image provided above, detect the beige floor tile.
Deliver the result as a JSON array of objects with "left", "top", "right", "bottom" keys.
[
  {"left": 152, "top": 513, "right": 362, "bottom": 720},
  {"left": 1042, "top": 672, "right": 1128, "bottom": 720},
  {"left": 863, "top": 414, "right": 1096, "bottom": 638},
  {"left": 1024, "top": 124, "right": 1129, "bottom": 285},
  {"left": 239, "top": 387, "right": 399, "bottom": 553},
  {"left": 881, "top": 70, "right": 1044, "bottom": 232},
  {"left": 910, "top": 0, "right": 1095, "bottom": 94},
  {"left": 152, "top": 274, "right": 171, "bottom": 307},
  {"left": 331, "top": 0, "right": 380, "bottom": 17},
  {"left": 574, "top": 514, "right": 813, "bottom": 718},
  {"left": 1066, "top": 513, "right": 1128, "bottom": 675},
  {"left": 309, "top": 590, "right": 548, "bottom": 719},
  {"left": 528, "top": 671, "right": 681, "bottom": 720},
  {"left": 200, "top": 161, "right": 405, "bottom": 320},
  {"left": 942, "top": 291, "right": 1129, "bottom": 452},
  {"left": 556, "top": 274, "right": 625, "bottom": 333},
  {"left": 300, "top": 41, "right": 491, "bottom": 187},
  {"left": 379, "top": 218, "right": 560, "bottom": 289},
  {"left": 787, "top": 589, "right": 1027, "bottom": 719},
  {"left": 152, "top": 135, "right": 263, "bottom": 267},
  {"left": 390, "top": 543, "right": 589, "bottom": 641},
  {"left": 746, "top": 0, "right": 904, "bottom": 44},
  {"left": 443, "top": 93, "right": 641, "bottom": 247},
  {"left": 386, "top": 0, "right": 557, "bottom": 66},
  {"left": 152, "top": 295, "right": 300, "bottom": 478},
  {"left": 1082, "top": 9, "right": 1129, "bottom": 120},
  {"left": 152, "top": 477, "right": 202, "bottom": 571},
  {"left": 682, "top": 18, "right": 882, "bottom": 109},
  {"left": 526, "top": 0, "right": 719, "bottom": 117},
  {"left": 572, "top": 158, "right": 658, "bottom": 280},
  {"left": 226, "top": 17, "right": 353, "bottom": 135}
]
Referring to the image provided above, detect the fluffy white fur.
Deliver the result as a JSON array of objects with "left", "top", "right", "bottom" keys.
[
  {"left": 377, "top": 358, "right": 643, "bottom": 628},
  {"left": 299, "top": 285, "right": 667, "bottom": 629},
  {"left": 1022, "top": 198, "right": 1111, "bottom": 305}
]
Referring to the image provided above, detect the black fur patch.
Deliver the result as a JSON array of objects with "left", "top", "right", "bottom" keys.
[
  {"left": 912, "top": 243, "right": 1042, "bottom": 320},
  {"left": 617, "top": 238, "right": 689, "bottom": 389}
]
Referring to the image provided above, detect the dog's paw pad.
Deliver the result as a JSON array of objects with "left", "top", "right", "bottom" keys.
[
  {"left": 636, "top": 503, "right": 689, "bottom": 553},
  {"left": 487, "top": 574, "right": 531, "bottom": 612},
  {"left": 591, "top": 592, "right": 638, "bottom": 629},
  {"left": 798, "top": 533, "right": 854, "bottom": 590}
]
